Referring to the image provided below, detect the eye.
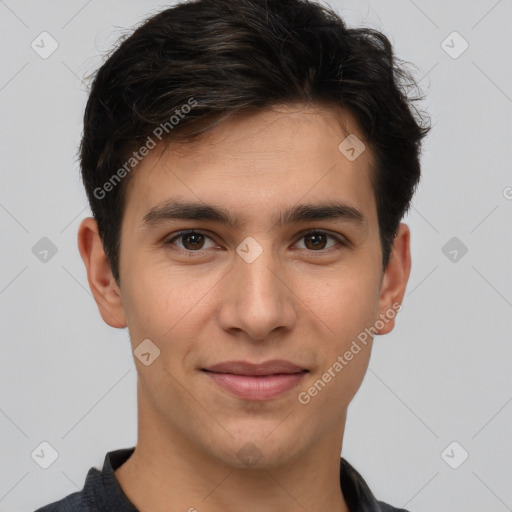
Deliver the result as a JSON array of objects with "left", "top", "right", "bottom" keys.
[
  {"left": 164, "top": 229, "right": 347, "bottom": 255},
  {"left": 164, "top": 230, "right": 218, "bottom": 252},
  {"left": 294, "top": 230, "right": 345, "bottom": 251}
]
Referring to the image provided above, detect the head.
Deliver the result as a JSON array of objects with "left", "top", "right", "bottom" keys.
[{"left": 78, "top": 0, "right": 429, "bottom": 468}]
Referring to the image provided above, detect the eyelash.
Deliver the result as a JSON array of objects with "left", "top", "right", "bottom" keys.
[{"left": 163, "top": 229, "right": 348, "bottom": 255}]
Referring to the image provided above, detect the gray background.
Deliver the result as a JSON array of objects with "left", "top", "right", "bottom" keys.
[{"left": 1, "top": 0, "right": 511, "bottom": 510}]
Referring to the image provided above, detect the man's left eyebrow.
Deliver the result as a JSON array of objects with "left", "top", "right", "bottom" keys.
[
  {"left": 277, "top": 201, "right": 367, "bottom": 228},
  {"left": 141, "top": 199, "right": 367, "bottom": 230}
]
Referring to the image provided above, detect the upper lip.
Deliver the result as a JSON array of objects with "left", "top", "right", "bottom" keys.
[{"left": 202, "top": 360, "right": 307, "bottom": 376}]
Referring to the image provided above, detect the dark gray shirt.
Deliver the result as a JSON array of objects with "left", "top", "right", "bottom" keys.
[{"left": 34, "top": 447, "right": 410, "bottom": 512}]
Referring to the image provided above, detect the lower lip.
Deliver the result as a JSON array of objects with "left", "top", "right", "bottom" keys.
[{"left": 203, "top": 371, "right": 307, "bottom": 401}]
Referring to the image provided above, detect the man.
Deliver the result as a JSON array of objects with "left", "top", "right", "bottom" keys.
[{"left": 35, "top": 0, "right": 429, "bottom": 510}]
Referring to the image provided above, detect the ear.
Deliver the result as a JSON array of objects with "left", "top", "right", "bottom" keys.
[
  {"left": 77, "top": 217, "right": 127, "bottom": 329},
  {"left": 375, "top": 222, "right": 411, "bottom": 335}
]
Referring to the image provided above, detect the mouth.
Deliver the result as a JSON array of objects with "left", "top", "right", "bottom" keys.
[{"left": 201, "top": 360, "right": 309, "bottom": 401}]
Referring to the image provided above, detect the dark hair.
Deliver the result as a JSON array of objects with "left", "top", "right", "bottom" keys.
[{"left": 80, "top": 0, "right": 430, "bottom": 285}]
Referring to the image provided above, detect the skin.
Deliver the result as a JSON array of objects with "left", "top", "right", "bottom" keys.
[{"left": 78, "top": 103, "right": 411, "bottom": 512}]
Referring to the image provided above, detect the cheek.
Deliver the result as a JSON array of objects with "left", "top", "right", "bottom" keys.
[
  {"left": 292, "top": 263, "right": 380, "bottom": 404},
  {"left": 122, "top": 255, "right": 185, "bottom": 328},
  {"left": 121, "top": 275, "right": 204, "bottom": 407},
  {"left": 297, "top": 286, "right": 376, "bottom": 414},
  {"left": 295, "top": 263, "right": 380, "bottom": 340},
  {"left": 121, "top": 265, "right": 217, "bottom": 366}
]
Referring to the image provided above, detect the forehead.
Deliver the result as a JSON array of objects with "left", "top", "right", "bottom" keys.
[{"left": 123, "top": 104, "right": 377, "bottom": 228}]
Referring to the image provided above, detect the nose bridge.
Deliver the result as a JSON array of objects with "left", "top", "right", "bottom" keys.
[
  {"left": 238, "top": 247, "right": 280, "bottom": 302},
  {"left": 217, "top": 236, "right": 296, "bottom": 340}
]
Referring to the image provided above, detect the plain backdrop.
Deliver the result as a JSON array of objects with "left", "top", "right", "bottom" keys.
[{"left": 1, "top": 1, "right": 511, "bottom": 511}]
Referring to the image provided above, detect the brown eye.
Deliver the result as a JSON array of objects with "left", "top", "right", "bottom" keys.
[
  {"left": 181, "top": 232, "right": 205, "bottom": 250},
  {"left": 165, "top": 231, "right": 217, "bottom": 251},
  {"left": 295, "top": 230, "right": 343, "bottom": 251},
  {"left": 304, "top": 232, "right": 327, "bottom": 250}
]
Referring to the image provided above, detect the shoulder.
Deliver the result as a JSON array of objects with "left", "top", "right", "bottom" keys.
[
  {"left": 32, "top": 465, "right": 102, "bottom": 512},
  {"left": 33, "top": 492, "right": 88, "bottom": 512},
  {"left": 32, "top": 448, "right": 135, "bottom": 512},
  {"left": 376, "top": 499, "right": 411, "bottom": 512},
  {"left": 340, "top": 457, "right": 411, "bottom": 512}
]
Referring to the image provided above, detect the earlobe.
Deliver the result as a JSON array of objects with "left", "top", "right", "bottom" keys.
[
  {"left": 375, "top": 223, "right": 411, "bottom": 336},
  {"left": 77, "top": 217, "right": 127, "bottom": 329}
]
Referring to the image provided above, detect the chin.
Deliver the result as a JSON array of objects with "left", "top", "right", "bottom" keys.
[{"left": 207, "top": 426, "right": 304, "bottom": 470}]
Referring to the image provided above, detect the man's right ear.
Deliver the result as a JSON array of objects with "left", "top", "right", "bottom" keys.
[{"left": 77, "top": 217, "right": 127, "bottom": 329}]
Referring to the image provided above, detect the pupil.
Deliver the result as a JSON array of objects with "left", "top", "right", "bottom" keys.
[
  {"left": 306, "top": 233, "right": 326, "bottom": 250},
  {"left": 184, "top": 233, "right": 204, "bottom": 250}
]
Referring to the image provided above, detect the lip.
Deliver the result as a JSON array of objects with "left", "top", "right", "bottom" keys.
[
  {"left": 203, "top": 359, "right": 306, "bottom": 375},
  {"left": 201, "top": 360, "right": 308, "bottom": 401}
]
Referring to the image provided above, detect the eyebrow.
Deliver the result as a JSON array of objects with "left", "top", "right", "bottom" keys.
[{"left": 141, "top": 199, "right": 367, "bottom": 230}]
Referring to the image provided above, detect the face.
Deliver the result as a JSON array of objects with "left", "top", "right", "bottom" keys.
[{"left": 80, "top": 103, "right": 410, "bottom": 469}]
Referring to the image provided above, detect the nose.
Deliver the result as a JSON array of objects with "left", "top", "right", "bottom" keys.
[{"left": 215, "top": 244, "right": 298, "bottom": 341}]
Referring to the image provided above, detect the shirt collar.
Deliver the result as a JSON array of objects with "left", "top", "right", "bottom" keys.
[{"left": 87, "top": 447, "right": 388, "bottom": 512}]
